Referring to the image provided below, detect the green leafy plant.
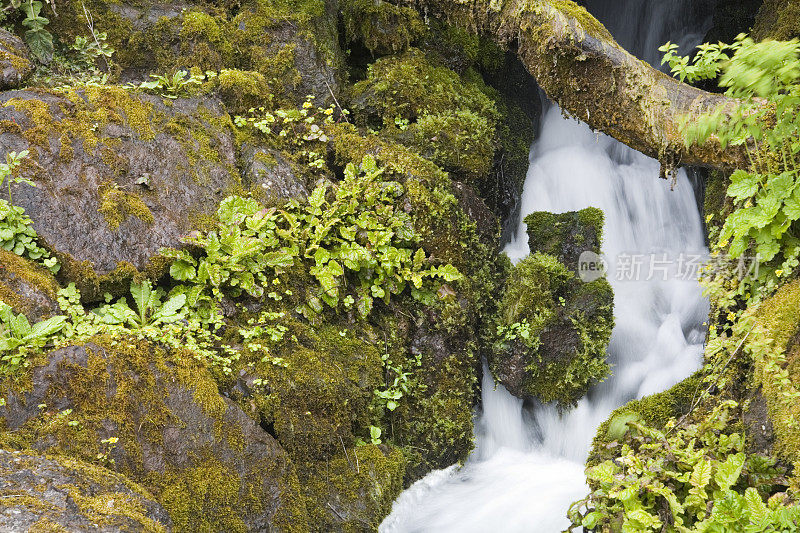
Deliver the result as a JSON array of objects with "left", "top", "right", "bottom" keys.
[
  {"left": 135, "top": 70, "right": 205, "bottom": 98},
  {"left": 234, "top": 95, "right": 345, "bottom": 172},
  {"left": 164, "top": 155, "right": 462, "bottom": 320},
  {"left": 662, "top": 36, "right": 800, "bottom": 305},
  {"left": 19, "top": 0, "right": 53, "bottom": 62},
  {"left": 92, "top": 280, "right": 187, "bottom": 328},
  {"left": 0, "top": 150, "right": 60, "bottom": 273},
  {"left": 0, "top": 301, "right": 65, "bottom": 371},
  {"left": 569, "top": 401, "right": 799, "bottom": 532}
]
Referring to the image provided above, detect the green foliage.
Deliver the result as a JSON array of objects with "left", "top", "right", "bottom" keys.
[
  {"left": 134, "top": 70, "right": 205, "bottom": 99},
  {"left": 19, "top": 0, "right": 53, "bottom": 62},
  {"left": 93, "top": 280, "right": 187, "bottom": 329},
  {"left": 233, "top": 95, "right": 344, "bottom": 173},
  {"left": 164, "top": 155, "right": 462, "bottom": 321},
  {"left": 0, "top": 150, "right": 59, "bottom": 274},
  {"left": 0, "top": 300, "right": 64, "bottom": 372},
  {"left": 663, "top": 35, "right": 800, "bottom": 305},
  {"left": 570, "top": 401, "right": 799, "bottom": 532}
]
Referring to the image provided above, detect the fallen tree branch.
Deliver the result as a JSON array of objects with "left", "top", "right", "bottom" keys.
[{"left": 413, "top": 0, "right": 749, "bottom": 171}]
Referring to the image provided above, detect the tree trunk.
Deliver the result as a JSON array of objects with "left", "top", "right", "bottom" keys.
[{"left": 413, "top": 0, "right": 748, "bottom": 173}]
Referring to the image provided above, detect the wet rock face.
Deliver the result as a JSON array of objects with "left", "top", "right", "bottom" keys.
[
  {"left": 0, "top": 29, "right": 33, "bottom": 90},
  {"left": 0, "top": 340, "right": 308, "bottom": 531},
  {"left": 0, "top": 449, "right": 172, "bottom": 532},
  {"left": 0, "top": 89, "right": 241, "bottom": 298},
  {"left": 240, "top": 145, "right": 308, "bottom": 200}
]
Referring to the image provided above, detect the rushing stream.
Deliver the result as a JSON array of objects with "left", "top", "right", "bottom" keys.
[{"left": 381, "top": 1, "right": 714, "bottom": 531}]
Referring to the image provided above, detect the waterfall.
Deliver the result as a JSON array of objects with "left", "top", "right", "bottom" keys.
[{"left": 381, "top": 1, "right": 714, "bottom": 531}]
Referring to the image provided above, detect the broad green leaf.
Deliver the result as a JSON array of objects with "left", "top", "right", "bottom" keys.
[
  {"left": 714, "top": 452, "right": 745, "bottom": 491},
  {"left": 690, "top": 459, "right": 712, "bottom": 491},
  {"left": 727, "top": 170, "right": 759, "bottom": 201}
]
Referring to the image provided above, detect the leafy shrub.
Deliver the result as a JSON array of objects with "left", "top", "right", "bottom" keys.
[
  {"left": 662, "top": 36, "right": 800, "bottom": 304},
  {"left": 569, "top": 401, "right": 799, "bottom": 532},
  {"left": 0, "top": 301, "right": 64, "bottom": 372},
  {"left": 165, "top": 155, "right": 462, "bottom": 320}
]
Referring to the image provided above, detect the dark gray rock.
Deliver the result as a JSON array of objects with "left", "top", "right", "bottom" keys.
[
  {"left": 0, "top": 340, "right": 309, "bottom": 531},
  {"left": 0, "top": 449, "right": 172, "bottom": 532},
  {"left": 240, "top": 145, "right": 308, "bottom": 200},
  {"left": 0, "top": 29, "right": 33, "bottom": 89},
  {"left": 0, "top": 89, "right": 241, "bottom": 299}
]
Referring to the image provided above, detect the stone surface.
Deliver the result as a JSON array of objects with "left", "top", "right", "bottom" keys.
[
  {"left": 0, "top": 339, "right": 309, "bottom": 531},
  {"left": 0, "top": 449, "right": 172, "bottom": 532},
  {"left": 0, "top": 29, "right": 33, "bottom": 90},
  {"left": 0, "top": 249, "right": 60, "bottom": 322},
  {"left": 0, "top": 89, "right": 241, "bottom": 298}
]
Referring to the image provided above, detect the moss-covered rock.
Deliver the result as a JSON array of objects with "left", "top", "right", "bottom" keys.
[
  {"left": 753, "top": 0, "right": 800, "bottom": 40},
  {"left": 0, "top": 448, "right": 172, "bottom": 532},
  {"left": 0, "top": 88, "right": 242, "bottom": 300},
  {"left": 587, "top": 372, "right": 702, "bottom": 466},
  {"left": 0, "top": 28, "right": 33, "bottom": 89},
  {"left": 0, "top": 249, "right": 60, "bottom": 322},
  {"left": 301, "top": 445, "right": 405, "bottom": 531},
  {"left": 0, "top": 338, "right": 309, "bottom": 532},
  {"left": 340, "top": 0, "right": 425, "bottom": 55},
  {"left": 490, "top": 252, "right": 613, "bottom": 406},
  {"left": 525, "top": 208, "right": 604, "bottom": 273}
]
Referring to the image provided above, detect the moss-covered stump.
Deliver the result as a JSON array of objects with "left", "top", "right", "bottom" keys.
[
  {"left": 490, "top": 252, "right": 613, "bottom": 406},
  {"left": 0, "top": 448, "right": 172, "bottom": 532},
  {"left": 0, "top": 249, "right": 60, "bottom": 322},
  {"left": 525, "top": 208, "right": 604, "bottom": 273},
  {"left": 0, "top": 88, "right": 243, "bottom": 299},
  {"left": 0, "top": 338, "right": 309, "bottom": 532},
  {"left": 0, "top": 28, "right": 33, "bottom": 90}
]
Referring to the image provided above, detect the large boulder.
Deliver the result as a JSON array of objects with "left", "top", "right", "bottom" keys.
[
  {"left": 490, "top": 208, "right": 613, "bottom": 407},
  {"left": 0, "top": 88, "right": 241, "bottom": 299},
  {"left": 0, "top": 338, "right": 309, "bottom": 532},
  {"left": 0, "top": 449, "right": 172, "bottom": 532}
]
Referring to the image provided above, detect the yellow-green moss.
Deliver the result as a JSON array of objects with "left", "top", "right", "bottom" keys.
[
  {"left": 546, "top": 0, "right": 616, "bottom": 43},
  {"left": 97, "top": 182, "right": 154, "bottom": 230},
  {"left": 216, "top": 69, "right": 272, "bottom": 113},
  {"left": 0, "top": 248, "right": 59, "bottom": 312},
  {"left": 301, "top": 445, "right": 406, "bottom": 531},
  {"left": 341, "top": 0, "right": 425, "bottom": 54}
]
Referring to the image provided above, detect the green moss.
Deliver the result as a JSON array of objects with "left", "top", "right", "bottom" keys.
[
  {"left": 97, "top": 182, "right": 154, "bottom": 231},
  {"left": 547, "top": 0, "right": 616, "bottom": 43},
  {"left": 0, "top": 336, "right": 308, "bottom": 532},
  {"left": 492, "top": 252, "right": 612, "bottom": 406},
  {"left": 588, "top": 372, "right": 703, "bottom": 466},
  {"left": 215, "top": 69, "right": 272, "bottom": 113},
  {"left": 301, "top": 444, "right": 406, "bottom": 531},
  {"left": 754, "top": 0, "right": 800, "bottom": 40},
  {"left": 341, "top": 0, "right": 425, "bottom": 54},
  {"left": 525, "top": 208, "right": 604, "bottom": 268},
  {"left": 0, "top": 248, "right": 59, "bottom": 316}
]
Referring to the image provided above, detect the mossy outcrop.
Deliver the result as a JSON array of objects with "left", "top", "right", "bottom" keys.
[
  {"left": 0, "top": 88, "right": 244, "bottom": 299},
  {"left": 525, "top": 208, "right": 604, "bottom": 273},
  {"left": 490, "top": 208, "right": 613, "bottom": 407},
  {"left": 0, "top": 249, "right": 60, "bottom": 322},
  {"left": 49, "top": 0, "right": 343, "bottom": 106},
  {"left": 0, "top": 338, "right": 309, "bottom": 532},
  {"left": 753, "top": 0, "right": 800, "bottom": 40},
  {"left": 0, "top": 448, "right": 172, "bottom": 532}
]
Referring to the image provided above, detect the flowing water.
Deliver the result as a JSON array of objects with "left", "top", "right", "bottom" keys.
[{"left": 381, "top": 1, "right": 714, "bottom": 531}]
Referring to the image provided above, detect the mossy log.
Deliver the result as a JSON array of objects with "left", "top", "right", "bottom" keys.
[{"left": 411, "top": 0, "right": 749, "bottom": 172}]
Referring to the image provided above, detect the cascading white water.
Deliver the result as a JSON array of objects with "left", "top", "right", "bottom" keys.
[{"left": 381, "top": 1, "right": 714, "bottom": 531}]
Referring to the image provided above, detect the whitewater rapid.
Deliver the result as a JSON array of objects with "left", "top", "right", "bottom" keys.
[{"left": 381, "top": 1, "right": 714, "bottom": 531}]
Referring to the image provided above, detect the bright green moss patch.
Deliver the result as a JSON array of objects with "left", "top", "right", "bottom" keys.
[{"left": 546, "top": 0, "right": 615, "bottom": 43}]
